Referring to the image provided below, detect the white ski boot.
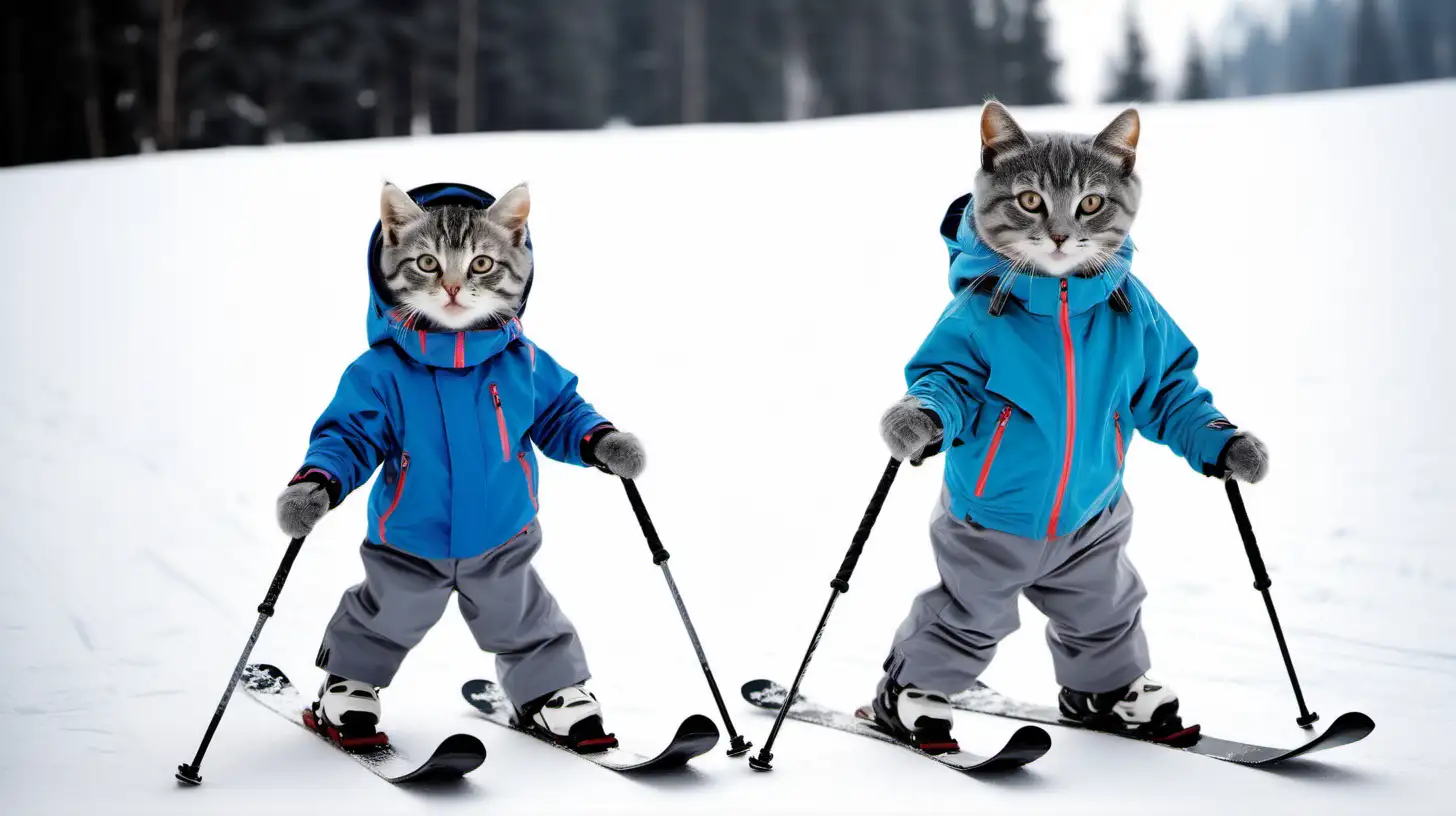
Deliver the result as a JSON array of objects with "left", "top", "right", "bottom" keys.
[
  {"left": 308, "top": 675, "right": 389, "bottom": 750},
  {"left": 868, "top": 680, "right": 959, "bottom": 754},
  {"left": 1059, "top": 673, "right": 1187, "bottom": 740},
  {"left": 518, "top": 684, "right": 618, "bottom": 754}
]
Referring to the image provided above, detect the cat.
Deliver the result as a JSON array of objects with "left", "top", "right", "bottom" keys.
[
  {"left": 972, "top": 101, "right": 1142, "bottom": 279},
  {"left": 374, "top": 181, "right": 533, "bottom": 332}
]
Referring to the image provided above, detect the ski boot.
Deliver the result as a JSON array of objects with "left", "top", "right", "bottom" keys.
[
  {"left": 1059, "top": 673, "right": 1194, "bottom": 744},
  {"left": 518, "top": 685, "right": 619, "bottom": 754},
  {"left": 868, "top": 679, "right": 960, "bottom": 754},
  {"left": 305, "top": 675, "right": 390, "bottom": 751}
]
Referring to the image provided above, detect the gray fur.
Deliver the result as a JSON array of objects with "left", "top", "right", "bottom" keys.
[
  {"left": 972, "top": 102, "right": 1143, "bottom": 279},
  {"left": 593, "top": 432, "right": 646, "bottom": 480},
  {"left": 881, "top": 396, "right": 944, "bottom": 463},
  {"left": 376, "top": 182, "right": 533, "bottom": 332},
  {"left": 1222, "top": 432, "right": 1270, "bottom": 484},
  {"left": 277, "top": 482, "right": 330, "bottom": 538}
]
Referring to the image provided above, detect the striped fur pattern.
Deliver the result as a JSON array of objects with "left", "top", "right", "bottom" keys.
[
  {"left": 972, "top": 102, "right": 1142, "bottom": 279},
  {"left": 375, "top": 182, "right": 533, "bottom": 332}
]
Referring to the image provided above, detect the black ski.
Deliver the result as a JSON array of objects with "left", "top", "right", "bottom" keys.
[
  {"left": 242, "top": 664, "right": 485, "bottom": 784},
  {"left": 950, "top": 682, "right": 1374, "bottom": 766},
  {"left": 741, "top": 679, "right": 1051, "bottom": 772},
  {"left": 461, "top": 679, "right": 718, "bottom": 772}
]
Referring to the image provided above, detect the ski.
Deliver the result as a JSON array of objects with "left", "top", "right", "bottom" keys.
[
  {"left": 461, "top": 679, "right": 719, "bottom": 772},
  {"left": 950, "top": 682, "right": 1374, "bottom": 766},
  {"left": 741, "top": 679, "right": 1051, "bottom": 772},
  {"left": 242, "top": 664, "right": 486, "bottom": 784}
]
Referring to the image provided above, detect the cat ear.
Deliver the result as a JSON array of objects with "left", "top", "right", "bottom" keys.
[
  {"left": 980, "top": 101, "right": 1030, "bottom": 172},
  {"left": 380, "top": 182, "right": 425, "bottom": 247},
  {"left": 485, "top": 183, "right": 530, "bottom": 247},
  {"left": 1094, "top": 109, "right": 1140, "bottom": 176}
]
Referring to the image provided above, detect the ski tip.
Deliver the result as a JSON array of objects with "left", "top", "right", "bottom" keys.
[
  {"left": 1012, "top": 725, "right": 1054, "bottom": 752},
  {"left": 460, "top": 679, "right": 501, "bottom": 713},
  {"left": 1326, "top": 711, "right": 1376, "bottom": 740},
  {"left": 674, "top": 714, "right": 721, "bottom": 747},
  {"left": 740, "top": 679, "right": 781, "bottom": 706},
  {"left": 242, "top": 663, "right": 288, "bottom": 693}
]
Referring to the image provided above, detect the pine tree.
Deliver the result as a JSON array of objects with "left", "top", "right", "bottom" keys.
[
  {"left": 1017, "top": 0, "right": 1060, "bottom": 104},
  {"left": 1105, "top": 3, "right": 1155, "bottom": 102},
  {"left": 1177, "top": 30, "right": 1212, "bottom": 100},
  {"left": 1349, "top": 0, "right": 1397, "bottom": 87},
  {"left": 705, "top": 0, "right": 786, "bottom": 121}
]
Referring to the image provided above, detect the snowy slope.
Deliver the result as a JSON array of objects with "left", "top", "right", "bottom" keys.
[{"left": 2, "top": 81, "right": 1454, "bottom": 814}]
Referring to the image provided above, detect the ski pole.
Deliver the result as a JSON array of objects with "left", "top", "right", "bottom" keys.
[
  {"left": 621, "top": 478, "right": 752, "bottom": 757},
  {"left": 176, "top": 536, "right": 307, "bottom": 785},
  {"left": 1224, "top": 480, "right": 1320, "bottom": 728},
  {"left": 750, "top": 457, "right": 901, "bottom": 771}
]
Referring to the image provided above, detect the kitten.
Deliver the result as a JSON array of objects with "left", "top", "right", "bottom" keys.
[
  {"left": 972, "top": 101, "right": 1142, "bottom": 278},
  {"left": 375, "top": 182, "right": 533, "bottom": 332}
]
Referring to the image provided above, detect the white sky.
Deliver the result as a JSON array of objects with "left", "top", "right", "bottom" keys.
[{"left": 1045, "top": 0, "right": 1293, "bottom": 104}]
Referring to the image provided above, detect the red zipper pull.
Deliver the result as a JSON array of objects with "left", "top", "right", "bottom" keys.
[
  {"left": 997, "top": 405, "right": 1012, "bottom": 427},
  {"left": 490, "top": 383, "right": 502, "bottom": 408}
]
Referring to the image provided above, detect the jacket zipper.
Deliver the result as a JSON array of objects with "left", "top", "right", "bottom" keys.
[
  {"left": 378, "top": 451, "right": 411, "bottom": 544},
  {"left": 1047, "top": 278, "right": 1077, "bottom": 538},
  {"left": 490, "top": 383, "right": 510, "bottom": 462},
  {"left": 518, "top": 452, "right": 538, "bottom": 510},
  {"left": 974, "top": 405, "right": 1013, "bottom": 497},
  {"left": 1114, "top": 411, "right": 1125, "bottom": 469}
]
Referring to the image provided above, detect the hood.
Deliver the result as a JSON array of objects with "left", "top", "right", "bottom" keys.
[
  {"left": 941, "top": 193, "right": 1134, "bottom": 318},
  {"left": 364, "top": 182, "right": 535, "bottom": 368}
]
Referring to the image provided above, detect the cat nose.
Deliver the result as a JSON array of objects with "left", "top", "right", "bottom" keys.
[
  {"left": 1050, "top": 234, "right": 1069, "bottom": 247},
  {"left": 444, "top": 284, "right": 461, "bottom": 297}
]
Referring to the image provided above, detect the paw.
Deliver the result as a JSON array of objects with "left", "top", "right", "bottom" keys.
[
  {"left": 277, "top": 482, "right": 330, "bottom": 538},
  {"left": 881, "top": 396, "right": 943, "bottom": 463},
  {"left": 1220, "top": 432, "right": 1269, "bottom": 484},
  {"left": 594, "top": 431, "right": 646, "bottom": 480}
]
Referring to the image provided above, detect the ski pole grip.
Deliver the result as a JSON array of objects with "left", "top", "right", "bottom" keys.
[
  {"left": 831, "top": 458, "right": 901, "bottom": 592},
  {"left": 257, "top": 536, "right": 305, "bottom": 616},
  {"left": 1224, "top": 481, "right": 1272, "bottom": 591},
  {"left": 622, "top": 479, "right": 669, "bottom": 565}
]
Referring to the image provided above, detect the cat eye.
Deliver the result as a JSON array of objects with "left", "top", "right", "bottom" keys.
[
  {"left": 1017, "top": 191, "right": 1044, "bottom": 213},
  {"left": 470, "top": 255, "right": 494, "bottom": 274},
  {"left": 417, "top": 254, "right": 440, "bottom": 273},
  {"left": 1079, "top": 194, "right": 1104, "bottom": 215}
]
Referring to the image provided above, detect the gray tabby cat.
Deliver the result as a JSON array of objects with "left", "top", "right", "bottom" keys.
[
  {"left": 376, "top": 181, "right": 533, "bottom": 331},
  {"left": 972, "top": 100, "right": 1141, "bottom": 278},
  {"left": 881, "top": 101, "right": 1268, "bottom": 484}
]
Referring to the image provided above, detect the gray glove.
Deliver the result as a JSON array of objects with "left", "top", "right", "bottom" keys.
[
  {"left": 276, "top": 478, "right": 332, "bottom": 538},
  {"left": 880, "top": 396, "right": 944, "bottom": 463},
  {"left": 591, "top": 431, "right": 646, "bottom": 479},
  {"left": 1220, "top": 432, "right": 1269, "bottom": 484}
]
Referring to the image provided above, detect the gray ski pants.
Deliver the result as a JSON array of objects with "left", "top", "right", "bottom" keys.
[
  {"left": 881, "top": 488, "right": 1149, "bottom": 696},
  {"left": 315, "top": 521, "right": 589, "bottom": 707}
]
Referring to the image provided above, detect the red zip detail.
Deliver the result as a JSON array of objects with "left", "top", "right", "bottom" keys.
[
  {"left": 490, "top": 383, "right": 510, "bottom": 461},
  {"left": 974, "top": 405, "right": 1014, "bottom": 497},
  {"left": 454, "top": 332, "right": 465, "bottom": 368},
  {"left": 518, "top": 452, "right": 538, "bottom": 510},
  {"left": 378, "top": 452, "right": 410, "bottom": 544},
  {"left": 1047, "top": 278, "right": 1077, "bottom": 538},
  {"left": 417, "top": 330, "right": 427, "bottom": 355},
  {"left": 1114, "top": 411, "right": 1125, "bottom": 469}
]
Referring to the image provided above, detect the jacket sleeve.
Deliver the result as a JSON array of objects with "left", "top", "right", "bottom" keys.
[
  {"left": 904, "top": 303, "right": 989, "bottom": 455},
  {"left": 529, "top": 346, "right": 611, "bottom": 467},
  {"left": 301, "top": 359, "right": 390, "bottom": 499},
  {"left": 1131, "top": 297, "right": 1238, "bottom": 476}
]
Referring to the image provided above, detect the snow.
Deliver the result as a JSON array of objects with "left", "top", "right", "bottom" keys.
[{"left": 3, "top": 80, "right": 1454, "bottom": 814}]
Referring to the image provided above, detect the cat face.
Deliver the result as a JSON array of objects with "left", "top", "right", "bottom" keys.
[
  {"left": 972, "top": 102, "right": 1142, "bottom": 278},
  {"left": 376, "top": 182, "right": 532, "bottom": 331}
]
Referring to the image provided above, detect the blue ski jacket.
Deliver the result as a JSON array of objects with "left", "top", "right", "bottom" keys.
[
  {"left": 907, "top": 195, "right": 1238, "bottom": 539},
  {"left": 298, "top": 184, "right": 611, "bottom": 559}
]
